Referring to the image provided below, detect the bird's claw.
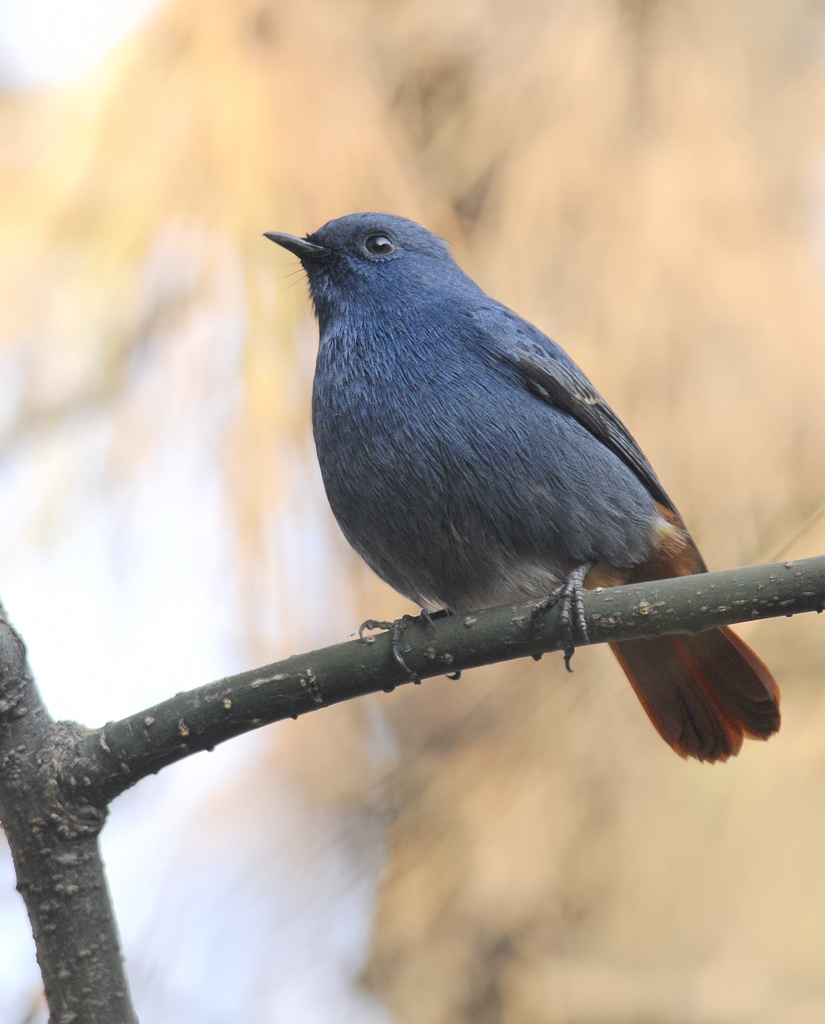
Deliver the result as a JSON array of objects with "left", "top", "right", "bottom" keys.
[
  {"left": 532, "top": 563, "right": 591, "bottom": 671},
  {"left": 358, "top": 618, "right": 394, "bottom": 641},
  {"left": 359, "top": 614, "right": 422, "bottom": 685}
]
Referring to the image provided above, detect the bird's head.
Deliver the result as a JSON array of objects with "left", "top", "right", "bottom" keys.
[{"left": 265, "top": 213, "right": 463, "bottom": 327}]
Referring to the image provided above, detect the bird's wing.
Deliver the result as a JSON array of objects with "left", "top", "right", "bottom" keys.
[{"left": 473, "top": 305, "right": 676, "bottom": 512}]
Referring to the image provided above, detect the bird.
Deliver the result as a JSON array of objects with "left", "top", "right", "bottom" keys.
[{"left": 265, "top": 213, "right": 780, "bottom": 762}]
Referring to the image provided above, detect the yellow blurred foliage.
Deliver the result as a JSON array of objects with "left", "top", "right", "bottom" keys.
[{"left": 1, "top": 0, "right": 825, "bottom": 1020}]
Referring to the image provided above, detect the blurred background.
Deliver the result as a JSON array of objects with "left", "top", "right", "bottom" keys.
[{"left": 0, "top": 0, "right": 824, "bottom": 1021}]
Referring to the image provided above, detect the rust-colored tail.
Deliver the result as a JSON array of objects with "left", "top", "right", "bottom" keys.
[
  {"left": 610, "top": 629, "right": 780, "bottom": 761},
  {"left": 605, "top": 504, "right": 780, "bottom": 762}
]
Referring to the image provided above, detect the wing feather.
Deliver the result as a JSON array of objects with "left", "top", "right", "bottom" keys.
[{"left": 473, "top": 304, "right": 675, "bottom": 511}]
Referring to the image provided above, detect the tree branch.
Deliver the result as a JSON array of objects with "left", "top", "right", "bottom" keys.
[
  {"left": 0, "top": 610, "right": 138, "bottom": 1024},
  {"left": 66, "top": 556, "right": 825, "bottom": 808}
]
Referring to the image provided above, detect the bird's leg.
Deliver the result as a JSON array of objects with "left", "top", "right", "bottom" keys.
[
  {"left": 532, "top": 563, "right": 592, "bottom": 671},
  {"left": 359, "top": 612, "right": 424, "bottom": 683},
  {"left": 419, "top": 607, "right": 453, "bottom": 630},
  {"left": 417, "top": 609, "right": 436, "bottom": 632},
  {"left": 359, "top": 608, "right": 455, "bottom": 685},
  {"left": 420, "top": 608, "right": 461, "bottom": 679}
]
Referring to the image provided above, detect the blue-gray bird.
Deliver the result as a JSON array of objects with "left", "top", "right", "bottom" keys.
[{"left": 265, "top": 213, "right": 779, "bottom": 762}]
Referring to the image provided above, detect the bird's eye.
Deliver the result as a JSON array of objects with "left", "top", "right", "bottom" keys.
[{"left": 363, "top": 233, "right": 396, "bottom": 257}]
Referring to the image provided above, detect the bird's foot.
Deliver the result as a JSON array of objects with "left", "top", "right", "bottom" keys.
[
  {"left": 532, "top": 563, "right": 592, "bottom": 672},
  {"left": 359, "top": 609, "right": 456, "bottom": 686},
  {"left": 359, "top": 613, "right": 425, "bottom": 685}
]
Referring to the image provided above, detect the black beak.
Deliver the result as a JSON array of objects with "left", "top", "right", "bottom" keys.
[{"left": 263, "top": 231, "right": 328, "bottom": 260}]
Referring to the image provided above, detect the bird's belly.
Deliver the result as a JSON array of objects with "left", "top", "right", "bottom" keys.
[{"left": 313, "top": 376, "right": 657, "bottom": 613}]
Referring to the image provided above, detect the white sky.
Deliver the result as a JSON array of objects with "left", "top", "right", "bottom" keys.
[{"left": 0, "top": 0, "right": 159, "bottom": 85}]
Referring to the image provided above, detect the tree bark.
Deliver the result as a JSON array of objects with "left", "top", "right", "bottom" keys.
[{"left": 0, "top": 608, "right": 137, "bottom": 1024}]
